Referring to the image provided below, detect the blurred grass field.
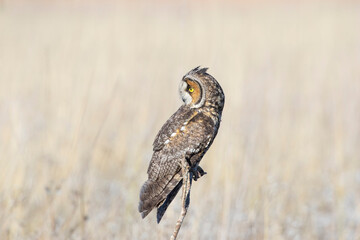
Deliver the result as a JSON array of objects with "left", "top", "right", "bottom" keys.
[{"left": 1, "top": 1, "right": 360, "bottom": 239}]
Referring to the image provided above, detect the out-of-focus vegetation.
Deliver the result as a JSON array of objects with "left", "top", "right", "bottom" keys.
[{"left": 0, "top": 1, "right": 359, "bottom": 239}]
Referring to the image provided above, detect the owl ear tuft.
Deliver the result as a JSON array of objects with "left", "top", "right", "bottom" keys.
[
  {"left": 183, "top": 66, "right": 209, "bottom": 80},
  {"left": 195, "top": 67, "right": 209, "bottom": 74}
]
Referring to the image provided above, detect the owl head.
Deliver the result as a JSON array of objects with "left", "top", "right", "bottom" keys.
[{"left": 179, "top": 66, "right": 224, "bottom": 110}]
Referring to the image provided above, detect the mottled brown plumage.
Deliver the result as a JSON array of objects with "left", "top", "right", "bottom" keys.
[{"left": 138, "top": 66, "right": 225, "bottom": 222}]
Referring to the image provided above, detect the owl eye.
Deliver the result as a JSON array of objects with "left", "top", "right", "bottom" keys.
[{"left": 188, "top": 88, "right": 194, "bottom": 93}]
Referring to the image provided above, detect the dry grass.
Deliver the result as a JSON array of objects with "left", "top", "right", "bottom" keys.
[{"left": 1, "top": 1, "right": 360, "bottom": 239}]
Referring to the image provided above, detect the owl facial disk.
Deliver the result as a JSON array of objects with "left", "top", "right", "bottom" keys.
[
  {"left": 179, "top": 80, "right": 192, "bottom": 105},
  {"left": 186, "top": 80, "right": 202, "bottom": 106},
  {"left": 180, "top": 77, "right": 205, "bottom": 108}
]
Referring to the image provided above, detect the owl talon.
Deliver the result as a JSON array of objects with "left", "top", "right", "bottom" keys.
[
  {"left": 191, "top": 166, "right": 207, "bottom": 181},
  {"left": 197, "top": 166, "right": 207, "bottom": 176}
]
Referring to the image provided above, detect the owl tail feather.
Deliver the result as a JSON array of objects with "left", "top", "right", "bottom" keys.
[
  {"left": 139, "top": 179, "right": 165, "bottom": 219},
  {"left": 156, "top": 179, "right": 183, "bottom": 223},
  {"left": 138, "top": 173, "right": 182, "bottom": 221}
]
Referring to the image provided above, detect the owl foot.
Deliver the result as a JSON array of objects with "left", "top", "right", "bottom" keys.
[{"left": 191, "top": 165, "right": 207, "bottom": 181}]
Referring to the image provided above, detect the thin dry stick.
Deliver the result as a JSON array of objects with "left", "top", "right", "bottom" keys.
[{"left": 170, "top": 166, "right": 192, "bottom": 240}]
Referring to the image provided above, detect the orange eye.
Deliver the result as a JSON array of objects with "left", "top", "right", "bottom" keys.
[{"left": 189, "top": 88, "right": 194, "bottom": 93}]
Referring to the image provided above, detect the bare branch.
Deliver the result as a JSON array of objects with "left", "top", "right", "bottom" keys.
[{"left": 170, "top": 167, "right": 193, "bottom": 240}]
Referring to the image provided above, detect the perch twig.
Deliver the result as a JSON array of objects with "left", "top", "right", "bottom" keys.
[{"left": 170, "top": 165, "right": 192, "bottom": 240}]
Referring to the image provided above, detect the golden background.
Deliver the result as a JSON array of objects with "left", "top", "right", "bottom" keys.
[{"left": 0, "top": 1, "right": 359, "bottom": 239}]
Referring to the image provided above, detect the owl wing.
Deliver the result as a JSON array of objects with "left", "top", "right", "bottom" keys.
[
  {"left": 139, "top": 111, "right": 215, "bottom": 219},
  {"left": 152, "top": 105, "right": 194, "bottom": 151},
  {"left": 150, "top": 110, "right": 214, "bottom": 180}
]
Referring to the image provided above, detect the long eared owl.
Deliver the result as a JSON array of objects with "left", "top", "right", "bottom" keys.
[{"left": 138, "top": 66, "right": 225, "bottom": 222}]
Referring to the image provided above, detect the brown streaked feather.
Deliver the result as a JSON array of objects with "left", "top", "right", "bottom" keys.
[
  {"left": 139, "top": 112, "right": 216, "bottom": 220},
  {"left": 139, "top": 171, "right": 182, "bottom": 219},
  {"left": 152, "top": 105, "right": 196, "bottom": 151},
  {"left": 157, "top": 179, "right": 183, "bottom": 223}
]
